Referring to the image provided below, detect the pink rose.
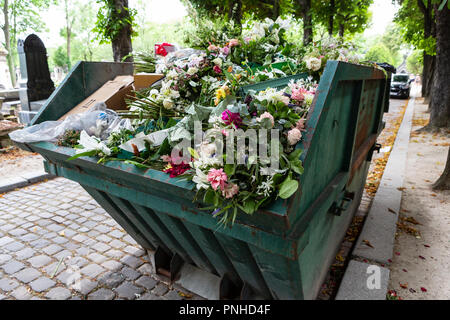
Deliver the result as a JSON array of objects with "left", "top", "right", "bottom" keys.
[
  {"left": 222, "top": 183, "right": 239, "bottom": 199},
  {"left": 229, "top": 39, "right": 239, "bottom": 47},
  {"left": 207, "top": 168, "right": 228, "bottom": 191},
  {"left": 208, "top": 44, "right": 219, "bottom": 52},
  {"left": 287, "top": 128, "right": 302, "bottom": 146},
  {"left": 257, "top": 111, "right": 275, "bottom": 128},
  {"left": 221, "top": 46, "right": 230, "bottom": 56}
]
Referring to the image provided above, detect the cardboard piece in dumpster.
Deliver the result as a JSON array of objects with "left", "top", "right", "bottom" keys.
[
  {"left": 134, "top": 73, "right": 164, "bottom": 91},
  {"left": 59, "top": 75, "right": 134, "bottom": 120}
]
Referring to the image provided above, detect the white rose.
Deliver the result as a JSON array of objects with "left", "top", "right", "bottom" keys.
[
  {"left": 187, "top": 67, "right": 198, "bottom": 75},
  {"left": 163, "top": 98, "right": 174, "bottom": 109},
  {"left": 212, "top": 58, "right": 222, "bottom": 67},
  {"left": 305, "top": 57, "right": 322, "bottom": 72}
]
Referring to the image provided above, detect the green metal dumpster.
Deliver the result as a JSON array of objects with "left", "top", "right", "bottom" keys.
[{"left": 13, "top": 60, "right": 391, "bottom": 300}]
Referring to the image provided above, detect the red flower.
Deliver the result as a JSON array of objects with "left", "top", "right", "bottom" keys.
[
  {"left": 155, "top": 43, "right": 173, "bottom": 57},
  {"left": 213, "top": 65, "right": 222, "bottom": 74},
  {"left": 163, "top": 162, "right": 190, "bottom": 178}
]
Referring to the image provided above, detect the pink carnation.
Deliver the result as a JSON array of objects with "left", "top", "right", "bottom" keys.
[
  {"left": 207, "top": 168, "right": 228, "bottom": 191},
  {"left": 296, "top": 118, "right": 306, "bottom": 131},
  {"left": 291, "top": 88, "right": 305, "bottom": 102},
  {"left": 222, "top": 183, "right": 239, "bottom": 199},
  {"left": 287, "top": 128, "right": 302, "bottom": 146}
]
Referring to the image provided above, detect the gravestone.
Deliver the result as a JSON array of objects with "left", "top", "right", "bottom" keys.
[{"left": 17, "top": 34, "right": 55, "bottom": 124}]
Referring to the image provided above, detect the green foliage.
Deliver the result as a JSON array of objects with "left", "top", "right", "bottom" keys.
[
  {"left": 93, "top": 0, "right": 138, "bottom": 44},
  {"left": 52, "top": 46, "right": 69, "bottom": 67},
  {"left": 365, "top": 43, "right": 395, "bottom": 65},
  {"left": 183, "top": 15, "right": 242, "bottom": 49},
  {"left": 312, "top": 0, "right": 373, "bottom": 37},
  {"left": 394, "top": 0, "right": 436, "bottom": 55},
  {"left": 406, "top": 50, "right": 423, "bottom": 74}
]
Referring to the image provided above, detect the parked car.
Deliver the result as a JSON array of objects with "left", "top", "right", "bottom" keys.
[{"left": 390, "top": 74, "right": 412, "bottom": 99}]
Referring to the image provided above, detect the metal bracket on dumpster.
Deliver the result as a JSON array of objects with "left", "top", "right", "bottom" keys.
[
  {"left": 367, "top": 142, "right": 382, "bottom": 162},
  {"left": 328, "top": 191, "right": 355, "bottom": 216},
  {"left": 240, "top": 282, "right": 266, "bottom": 300},
  {"left": 154, "top": 246, "right": 184, "bottom": 282},
  {"left": 219, "top": 273, "right": 243, "bottom": 300}
]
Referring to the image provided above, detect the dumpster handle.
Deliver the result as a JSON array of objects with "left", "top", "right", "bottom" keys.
[{"left": 328, "top": 191, "right": 355, "bottom": 216}]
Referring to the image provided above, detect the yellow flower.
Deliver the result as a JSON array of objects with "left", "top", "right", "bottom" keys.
[{"left": 215, "top": 87, "right": 226, "bottom": 101}]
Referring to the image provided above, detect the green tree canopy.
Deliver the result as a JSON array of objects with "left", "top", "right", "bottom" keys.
[{"left": 365, "top": 43, "right": 395, "bottom": 65}]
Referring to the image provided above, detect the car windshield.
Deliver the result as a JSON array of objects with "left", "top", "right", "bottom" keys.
[{"left": 393, "top": 75, "right": 409, "bottom": 82}]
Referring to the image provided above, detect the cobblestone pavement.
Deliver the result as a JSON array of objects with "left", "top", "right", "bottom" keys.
[{"left": 0, "top": 178, "right": 202, "bottom": 300}]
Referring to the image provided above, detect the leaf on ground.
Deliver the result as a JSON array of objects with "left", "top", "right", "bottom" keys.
[
  {"left": 336, "top": 254, "right": 345, "bottom": 262},
  {"left": 395, "top": 252, "right": 401, "bottom": 256},
  {"left": 420, "top": 287, "right": 427, "bottom": 292},
  {"left": 399, "top": 283, "right": 408, "bottom": 289},
  {"left": 388, "top": 208, "right": 397, "bottom": 214},
  {"left": 362, "top": 239, "right": 374, "bottom": 248},
  {"left": 388, "top": 259, "right": 392, "bottom": 263},
  {"left": 178, "top": 291, "right": 193, "bottom": 299},
  {"left": 397, "top": 187, "right": 406, "bottom": 191},
  {"left": 404, "top": 216, "right": 420, "bottom": 225},
  {"left": 418, "top": 255, "right": 426, "bottom": 260},
  {"left": 424, "top": 244, "right": 430, "bottom": 248},
  {"left": 409, "top": 288, "right": 416, "bottom": 293},
  {"left": 402, "top": 268, "right": 408, "bottom": 272}
]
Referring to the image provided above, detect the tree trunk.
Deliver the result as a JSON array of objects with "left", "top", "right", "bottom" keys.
[
  {"left": 328, "top": 0, "right": 335, "bottom": 36},
  {"left": 418, "top": 0, "right": 435, "bottom": 100},
  {"left": 422, "top": 53, "right": 435, "bottom": 101},
  {"left": 65, "top": 0, "right": 72, "bottom": 68},
  {"left": 297, "top": 0, "right": 312, "bottom": 45},
  {"left": 2, "top": 0, "right": 16, "bottom": 88},
  {"left": 428, "top": 4, "right": 450, "bottom": 129},
  {"left": 433, "top": 147, "right": 450, "bottom": 190},
  {"left": 339, "top": 23, "right": 344, "bottom": 38},
  {"left": 112, "top": 0, "right": 133, "bottom": 63},
  {"left": 273, "top": 0, "right": 280, "bottom": 20},
  {"left": 229, "top": 0, "right": 242, "bottom": 27}
]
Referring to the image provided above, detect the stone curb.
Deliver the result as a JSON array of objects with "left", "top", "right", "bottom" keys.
[
  {"left": 336, "top": 97, "right": 415, "bottom": 300},
  {"left": 0, "top": 171, "right": 56, "bottom": 193}
]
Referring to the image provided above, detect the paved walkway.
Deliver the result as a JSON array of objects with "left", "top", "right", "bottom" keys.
[
  {"left": 0, "top": 178, "right": 200, "bottom": 300},
  {"left": 387, "top": 97, "right": 450, "bottom": 299}
]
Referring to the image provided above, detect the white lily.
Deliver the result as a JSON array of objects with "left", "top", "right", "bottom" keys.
[{"left": 192, "top": 167, "right": 210, "bottom": 190}]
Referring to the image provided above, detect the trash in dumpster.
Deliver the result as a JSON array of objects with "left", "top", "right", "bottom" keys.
[
  {"left": 58, "top": 75, "right": 134, "bottom": 120},
  {"left": 9, "top": 103, "right": 131, "bottom": 143},
  {"left": 10, "top": 22, "right": 393, "bottom": 299}
]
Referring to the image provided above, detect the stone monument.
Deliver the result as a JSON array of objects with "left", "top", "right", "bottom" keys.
[{"left": 17, "top": 34, "right": 55, "bottom": 124}]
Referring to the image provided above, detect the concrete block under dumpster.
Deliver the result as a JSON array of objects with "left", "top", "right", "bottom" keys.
[{"left": 13, "top": 60, "right": 391, "bottom": 300}]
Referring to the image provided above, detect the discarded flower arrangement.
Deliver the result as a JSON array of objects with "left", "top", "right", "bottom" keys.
[{"left": 11, "top": 18, "right": 365, "bottom": 226}]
